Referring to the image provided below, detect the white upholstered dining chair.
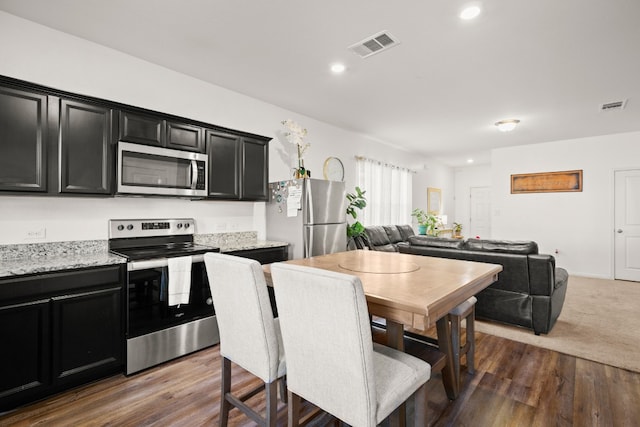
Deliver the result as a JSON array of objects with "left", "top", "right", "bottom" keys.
[
  {"left": 270, "top": 263, "right": 431, "bottom": 427},
  {"left": 203, "top": 253, "right": 286, "bottom": 427}
]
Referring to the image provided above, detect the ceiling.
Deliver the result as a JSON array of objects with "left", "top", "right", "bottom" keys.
[{"left": 1, "top": 0, "right": 639, "bottom": 167}]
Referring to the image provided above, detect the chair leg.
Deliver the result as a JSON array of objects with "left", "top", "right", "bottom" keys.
[
  {"left": 466, "top": 307, "right": 476, "bottom": 375},
  {"left": 219, "top": 357, "right": 232, "bottom": 427},
  {"left": 265, "top": 381, "right": 278, "bottom": 427},
  {"left": 279, "top": 376, "right": 288, "bottom": 403},
  {"left": 413, "top": 383, "right": 428, "bottom": 427},
  {"left": 288, "top": 390, "right": 301, "bottom": 427},
  {"left": 450, "top": 313, "right": 462, "bottom": 388}
]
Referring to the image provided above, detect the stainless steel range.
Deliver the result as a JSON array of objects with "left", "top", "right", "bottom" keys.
[{"left": 108, "top": 218, "right": 220, "bottom": 375}]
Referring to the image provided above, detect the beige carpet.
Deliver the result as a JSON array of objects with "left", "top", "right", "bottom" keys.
[{"left": 474, "top": 275, "right": 640, "bottom": 373}]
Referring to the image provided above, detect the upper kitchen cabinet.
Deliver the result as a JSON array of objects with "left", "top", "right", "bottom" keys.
[
  {"left": 166, "top": 121, "right": 203, "bottom": 152},
  {"left": 118, "top": 111, "right": 164, "bottom": 147},
  {"left": 119, "top": 110, "right": 203, "bottom": 153},
  {"left": 206, "top": 130, "right": 241, "bottom": 199},
  {"left": 241, "top": 136, "right": 269, "bottom": 201},
  {"left": 0, "top": 85, "right": 48, "bottom": 192},
  {"left": 206, "top": 130, "right": 270, "bottom": 201},
  {"left": 59, "top": 99, "right": 115, "bottom": 194}
]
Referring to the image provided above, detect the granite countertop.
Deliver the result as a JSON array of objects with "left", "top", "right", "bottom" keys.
[
  {"left": 0, "top": 232, "right": 288, "bottom": 279},
  {"left": 0, "top": 240, "right": 126, "bottom": 279},
  {"left": 195, "top": 231, "right": 288, "bottom": 253}
]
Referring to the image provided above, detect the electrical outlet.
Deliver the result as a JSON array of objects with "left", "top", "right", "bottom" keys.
[
  {"left": 215, "top": 223, "right": 227, "bottom": 231},
  {"left": 25, "top": 228, "right": 46, "bottom": 240}
]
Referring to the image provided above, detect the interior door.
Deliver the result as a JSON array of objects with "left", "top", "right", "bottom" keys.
[
  {"left": 470, "top": 186, "right": 491, "bottom": 239},
  {"left": 614, "top": 169, "right": 640, "bottom": 281}
]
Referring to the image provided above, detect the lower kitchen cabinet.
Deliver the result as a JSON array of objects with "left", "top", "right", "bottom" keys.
[
  {"left": 226, "top": 246, "right": 288, "bottom": 316},
  {"left": 0, "top": 265, "right": 125, "bottom": 412}
]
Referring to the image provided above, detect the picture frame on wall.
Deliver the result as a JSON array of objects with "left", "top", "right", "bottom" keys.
[{"left": 427, "top": 187, "right": 441, "bottom": 214}]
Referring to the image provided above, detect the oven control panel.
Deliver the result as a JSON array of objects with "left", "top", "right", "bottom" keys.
[{"left": 109, "top": 218, "right": 195, "bottom": 238}]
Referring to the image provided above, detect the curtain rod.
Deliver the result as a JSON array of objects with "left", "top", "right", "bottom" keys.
[{"left": 354, "top": 155, "right": 416, "bottom": 173}]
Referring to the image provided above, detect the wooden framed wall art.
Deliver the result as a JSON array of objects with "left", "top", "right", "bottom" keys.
[{"left": 511, "top": 170, "right": 583, "bottom": 194}]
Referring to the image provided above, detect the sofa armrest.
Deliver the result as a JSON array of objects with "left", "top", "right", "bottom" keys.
[{"left": 528, "top": 254, "right": 559, "bottom": 296}]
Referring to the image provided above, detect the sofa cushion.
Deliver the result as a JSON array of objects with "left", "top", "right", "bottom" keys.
[
  {"left": 396, "top": 225, "right": 415, "bottom": 241},
  {"left": 463, "top": 239, "right": 538, "bottom": 255},
  {"left": 366, "top": 226, "right": 392, "bottom": 246},
  {"left": 383, "top": 225, "right": 404, "bottom": 244},
  {"left": 407, "top": 235, "right": 465, "bottom": 249}
]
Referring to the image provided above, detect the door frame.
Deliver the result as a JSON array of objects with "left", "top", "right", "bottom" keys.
[{"left": 612, "top": 167, "right": 640, "bottom": 280}]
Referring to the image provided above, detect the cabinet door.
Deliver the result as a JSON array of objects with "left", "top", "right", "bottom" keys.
[
  {"left": 0, "top": 299, "right": 51, "bottom": 411},
  {"left": 59, "top": 99, "right": 114, "bottom": 194},
  {"left": 0, "top": 86, "right": 48, "bottom": 192},
  {"left": 51, "top": 286, "right": 122, "bottom": 387},
  {"left": 166, "top": 121, "right": 203, "bottom": 152},
  {"left": 206, "top": 130, "right": 240, "bottom": 199},
  {"left": 119, "top": 111, "right": 164, "bottom": 146},
  {"left": 241, "top": 137, "right": 269, "bottom": 201}
]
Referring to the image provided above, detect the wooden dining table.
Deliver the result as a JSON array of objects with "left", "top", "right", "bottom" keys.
[{"left": 263, "top": 249, "right": 502, "bottom": 400}]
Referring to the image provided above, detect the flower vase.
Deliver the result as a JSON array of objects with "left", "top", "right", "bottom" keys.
[{"left": 294, "top": 158, "right": 309, "bottom": 179}]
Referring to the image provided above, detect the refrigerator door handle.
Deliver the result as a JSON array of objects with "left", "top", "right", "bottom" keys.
[{"left": 304, "top": 226, "right": 312, "bottom": 258}]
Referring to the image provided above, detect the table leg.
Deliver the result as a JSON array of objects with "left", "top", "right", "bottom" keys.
[
  {"left": 386, "top": 320, "right": 405, "bottom": 352},
  {"left": 436, "top": 316, "right": 458, "bottom": 400}
]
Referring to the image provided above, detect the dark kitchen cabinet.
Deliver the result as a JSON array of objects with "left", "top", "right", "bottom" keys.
[
  {"left": 206, "top": 130, "right": 241, "bottom": 199},
  {"left": 0, "top": 265, "right": 125, "bottom": 412},
  {"left": 118, "top": 111, "right": 164, "bottom": 147},
  {"left": 241, "top": 137, "right": 269, "bottom": 201},
  {"left": 59, "top": 99, "right": 115, "bottom": 194},
  {"left": 0, "top": 85, "right": 48, "bottom": 192},
  {"left": 206, "top": 130, "right": 269, "bottom": 201},
  {"left": 119, "top": 110, "right": 203, "bottom": 153},
  {"left": 166, "top": 121, "right": 203, "bottom": 152}
]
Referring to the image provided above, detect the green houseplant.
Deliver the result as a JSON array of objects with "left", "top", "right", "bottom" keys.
[
  {"left": 346, "top": 186, "right": 367, "bottom": 249},
  {"left": 453, "top": 222, "right": 463, "bottom": 238},
  {"left": 411, "top": 208, "right": 437, "bottom": 235}
]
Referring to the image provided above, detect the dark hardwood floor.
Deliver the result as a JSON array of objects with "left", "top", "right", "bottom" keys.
[{"left": 2, "top": 331, "right": 639, "bottom": 426}]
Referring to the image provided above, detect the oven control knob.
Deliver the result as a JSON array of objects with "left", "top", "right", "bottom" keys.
[
  {"left": 127, "top": 224, "right": 134, "bottom": 231},
  {"left": 117, "top": 225, "right": 124, "bottom": 231},
  {"left": 184, "top": 223, "right": 190, "bottom": 229},
  {"left": 177, "top": 223, "right": 183, "bottom": 229}
]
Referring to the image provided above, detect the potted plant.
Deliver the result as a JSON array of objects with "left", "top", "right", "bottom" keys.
[
  {"left": 411, "top": 208, "right": 437, "bottom": 235},
  {"left": 453, "top": 222, "right": 463, "bottom": 238},
  {"left": 346, "top": 186, "right": 367, "bottom": 249}
]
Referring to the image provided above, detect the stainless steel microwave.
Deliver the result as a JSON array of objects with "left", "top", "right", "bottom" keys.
[{"left": 117, "top": 141, "right": 208, "bottom": 197}]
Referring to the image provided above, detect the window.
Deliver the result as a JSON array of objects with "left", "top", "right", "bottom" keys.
[{"left": 355, "top": 156, "right": 412, "bottom": 226}]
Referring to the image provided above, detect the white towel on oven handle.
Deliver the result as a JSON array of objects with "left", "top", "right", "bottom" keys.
[{"left": 168, "top": 256, "right": 192, "bottom": 306}]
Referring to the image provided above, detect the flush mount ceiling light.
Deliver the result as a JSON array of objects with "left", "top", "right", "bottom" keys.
[
  {"left": 460, "top": 5, "right": 481, "bottom": 20},
  {"left": 330, "top": 63, "right": 346, "bottom": 74},
  {"left": 495, "top": 119, "right": 520, "bottom": 132}
]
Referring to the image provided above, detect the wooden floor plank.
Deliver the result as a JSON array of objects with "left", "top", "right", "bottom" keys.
[{"left": 1, "top": 331, "right": 639, "bottom": 426}]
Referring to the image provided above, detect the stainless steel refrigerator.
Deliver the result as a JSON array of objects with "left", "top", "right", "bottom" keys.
[{"left": 266, "top": 178, "right": 347, "bottom": 259}]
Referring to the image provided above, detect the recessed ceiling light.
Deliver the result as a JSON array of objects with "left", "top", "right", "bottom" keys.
[
  {"left": 467, "top": 158, "right": 474, "bottom": 164},
  {"left": 495, "top": 119, "right": 520, "bottom": 132},
  {"left": 460, "top": 6, "right": 481, "bottom": 20},
  {"left": 330, "top": 63, "right": 346, "bottom": 74}
]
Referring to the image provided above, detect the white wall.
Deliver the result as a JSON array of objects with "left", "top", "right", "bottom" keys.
[
  {"left": 0, "top": 11, "right": 445, "bottom": 244},
  {"left": 413, "top": 162, "right": 456, "bottom": 228},
  {"left": 491, "top": 131, "right": 640, "bottom": 278}
]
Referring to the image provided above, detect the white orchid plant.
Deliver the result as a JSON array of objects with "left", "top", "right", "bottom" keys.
[{"left": 281, "top": 119, "right": 311, "bottom": 161}]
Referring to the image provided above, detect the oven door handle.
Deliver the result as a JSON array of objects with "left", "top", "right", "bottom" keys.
[{"left": 128, "top": 254, "right": 206, "bottom": 271}]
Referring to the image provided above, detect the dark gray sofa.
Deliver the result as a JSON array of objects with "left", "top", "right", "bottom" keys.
[
  {"left": 398, "top": 236, "right": 569, "bottom": 335},
  {"left": 356, "top": 225, "right": 415, "bottom": 251}
]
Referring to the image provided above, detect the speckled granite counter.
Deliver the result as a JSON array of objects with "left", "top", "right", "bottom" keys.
[
  {"left": 0, "top": 240, "right": 126, "bottom": 279},
  {"left": 0, "top": 233, "right": 288, "bottom": 279},
  {"left": 194, "top": 231, "right": 289, "bottom": 253}
]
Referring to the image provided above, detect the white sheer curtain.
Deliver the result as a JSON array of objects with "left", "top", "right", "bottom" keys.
[{"left": 355, "top": 156, "right": 412, "bottom": 226}]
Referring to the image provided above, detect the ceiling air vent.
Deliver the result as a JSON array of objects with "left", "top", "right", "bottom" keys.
[
  {"left": 600, "top": 100, "right": 627, "bottom": 111},
  {"left": 348, "top": 31, "right": 400, "bottom": 58}
]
